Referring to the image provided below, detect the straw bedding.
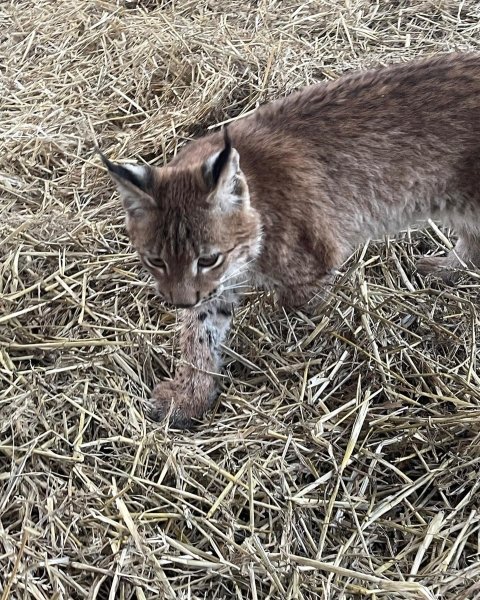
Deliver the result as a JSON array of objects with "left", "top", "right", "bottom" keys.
[{"left": 1, "top": 1, "right": 480, "bottom": 598}]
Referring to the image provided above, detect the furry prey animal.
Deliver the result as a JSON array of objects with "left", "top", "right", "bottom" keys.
[{"left": 101, "top": 52, "right": 480, "bottom": 428}]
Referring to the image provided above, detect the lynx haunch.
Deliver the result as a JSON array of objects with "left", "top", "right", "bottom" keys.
[{"left": 102, "top": 53, "right": 480, "bottom": 428}]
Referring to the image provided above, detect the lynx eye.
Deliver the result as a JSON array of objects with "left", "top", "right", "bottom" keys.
[
  {"left": 144, "top": 256, "right": 166, "bottom": 271},
  {"left": 197, "top": 253, "right": 224, "bottom": 270}
]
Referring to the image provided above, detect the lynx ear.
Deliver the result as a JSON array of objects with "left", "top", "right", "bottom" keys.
[
  {"left": 98, "top": 149, "right": 155, "bottom": 214},
  {"left": 201, "top": 129, "right": 249, "bottom": 210}
]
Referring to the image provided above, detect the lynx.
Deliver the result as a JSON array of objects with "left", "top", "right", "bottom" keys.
[{"left": 102, "top": 53, "right": 480, "bottom": 428}]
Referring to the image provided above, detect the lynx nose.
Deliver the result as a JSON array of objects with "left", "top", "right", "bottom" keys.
[
  {"left": 171, "top": 302, "right": 196, "bottom": 309},
  {"left": 168, "top": 288, "right": 201, "bottom": 308}
]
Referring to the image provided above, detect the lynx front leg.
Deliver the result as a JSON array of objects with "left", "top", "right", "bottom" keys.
[
  {"left": 276, "top": 274, "right": 335, "bottom": 313},
  {"left": 275, "top": 238, "right": 342, "bottom": 312},
  {"left": 149, "top": 297, "right": 236, "bottom": 428}
]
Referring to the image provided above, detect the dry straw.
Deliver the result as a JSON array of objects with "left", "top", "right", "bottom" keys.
[{"left": 1, "top": 1, "right": 480, "bottom": 598}]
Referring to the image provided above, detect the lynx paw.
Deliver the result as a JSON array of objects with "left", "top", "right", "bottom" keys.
[
  {"left": 416, "top": 256, "right": 460, "bottom": 284},
  {"left": 147, "top": 380, "right": 195, "bottom": 429},
  {"left": 147, "top": 379, "right": 217, "bottom": 429}
]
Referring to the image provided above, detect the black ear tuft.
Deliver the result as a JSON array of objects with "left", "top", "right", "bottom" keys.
[
  {"left": 96, "top": 147, "right": 150, "bottom": 192},
  {"left": 213, "top": 127, "right": 232, "bottom": 183},
  {"left": 203, "top": 127, "right": 232, "bottom": 189}
]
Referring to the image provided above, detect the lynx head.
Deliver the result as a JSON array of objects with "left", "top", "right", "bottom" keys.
[{"left": 100, "top": 131, "right": 262, "bottom": 308}]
